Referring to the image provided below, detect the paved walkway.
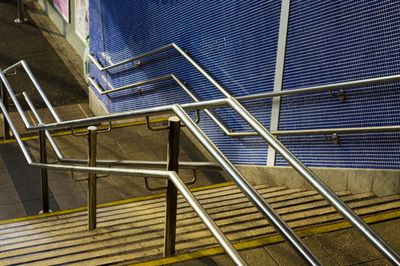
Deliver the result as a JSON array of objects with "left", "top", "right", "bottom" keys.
[{"left": 0, "top": 0, "right": 87, "bottom": 109}]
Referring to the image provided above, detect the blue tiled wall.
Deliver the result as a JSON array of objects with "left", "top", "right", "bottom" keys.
[
  {"left": 276, "top": 0, "right": 400, "bottom": 169},
  {"left": 89, "top": 1, "right": 400, "bottom": 169},
  {"left": 89, "top": 1, "right": 280, "bottom": 165}
]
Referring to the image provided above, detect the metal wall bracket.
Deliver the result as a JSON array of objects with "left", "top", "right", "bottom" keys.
[
  {"left": 144, "top": 169, "right": 197, "bottom": 191},
  {"left": 71, "top": 122, "right": 112, "bottom": 136},
  {"left": 324, "top": 133, "right": 340, "bottom": 144},
  {"left": 132, "top": 61, "right": 141, "bottom": 68},
  {"left": 146, "top": 110, "right": 200, "bottom": 132},
  {"left": 146, "top": 116, "right": 169, "bottom": 131},
  {"left": 329, "top": 89, "right": 347, "bottom": 102},
  {"left": 144, "top": 177, "right": 167, "bottom": 191},
  {"left": 4, "top": 68, "right": 17, "bottom": 76}
]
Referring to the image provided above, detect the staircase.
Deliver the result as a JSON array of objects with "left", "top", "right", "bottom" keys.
[
  {"left": 0, "top": 182, "right": 398, "bottom": 265},
  {"left": 1, "top": 44, "right": 400, "bottom": 264}
]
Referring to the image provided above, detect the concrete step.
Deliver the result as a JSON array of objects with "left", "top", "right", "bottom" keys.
[{"left": 0, "top": 182, "right": 398, "bottom": 265}]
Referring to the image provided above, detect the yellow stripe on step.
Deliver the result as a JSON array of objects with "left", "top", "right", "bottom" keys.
[{"left": 131, "top": 210, "right": 400, "bottom": 266}]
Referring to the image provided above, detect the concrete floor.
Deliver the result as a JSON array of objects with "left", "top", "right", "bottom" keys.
[{"left": 0, "top": 0, "right": 87, "bottom": 109}]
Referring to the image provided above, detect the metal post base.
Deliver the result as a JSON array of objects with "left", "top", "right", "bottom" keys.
[
  {"left": 38, "top": 209, "right": 52, "bottom": 214},
  {"left": 14, "top": 18, "right": 28, "bottom": 24}
]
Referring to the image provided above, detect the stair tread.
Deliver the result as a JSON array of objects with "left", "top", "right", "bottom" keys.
[
  {"left": 0, "top": 182, "right": 397, "bottom": 266},
  {"left": 8, "top": 199, "right": 398, "bottom": 266}
]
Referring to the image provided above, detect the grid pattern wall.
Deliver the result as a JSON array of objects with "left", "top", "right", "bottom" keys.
[
  {"left": 89, "top": 1, "right": 400, "bottom": 169},
  {"left": 89, "top": 1, "right": 281, "bottom": 165},
  {"left": 276, "top": 0, "right": 400, "bottom": 169}
]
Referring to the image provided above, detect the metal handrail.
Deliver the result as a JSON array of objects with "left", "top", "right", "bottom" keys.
[
  {"left": 89, "top": 73, "right": 232, "bottom": 135},
  {"left": 2, "top": 62, "right": 318, "bottom": 263},
  {"left": 88, "top": 73, "right": 400, "bottom": 137},
  {"left": 0, "top": 80, "right": 246, "bottom": 266},
  {"left": 3, "top": 56, "right": 400, "bottom": 264},
  {"left": 28, "top": 88, "right": 400, "bottom": 263},
  {"left": 89, "top": 43, "right": 400, "bottom": 137},
  {"left": 2, "top": 68, "right": 320, "bottom": 264},
  {"left": 4, "top": 60, "right": 62, "bottom": 122}
]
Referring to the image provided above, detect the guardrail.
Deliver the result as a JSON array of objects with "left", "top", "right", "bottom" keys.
[
  {"left": 0, "top": 79, "right": 246, "bottom": 265},
  {"left": 2, "top": 55, "right": 400, "bottom": 265},
  {"left": 89, "top": 43, "right": 400, "bottom": 138}
]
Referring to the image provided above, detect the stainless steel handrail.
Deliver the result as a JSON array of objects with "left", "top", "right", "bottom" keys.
[
  {"left": 89, "top": 73, "right": 237, "bottom": 136},
  {"left": 173, "top": 104, "right": 321, "bottom": 265},
  {"left": 88, "top": 75, "right": 172, "bottom": 95},
  {"left": 3, "top": 56, "right": 400, "bottom": 264},
  {"left": 89, "top": 73, "right": 400, "bottom": 137},
  {"left": 0, "top": 85, "right": 246, "bottom": 266},
  {"left": 4, "top": 60, "right": 62, "bottom": 123},
  {"left": 18, "top": 77, "right": 221, "bottom": 172},
  {"left": 61, "top": 158, "right": 221, "bottom": 170},
  {"left": 88, "top": 74, "right": 400, "bottom": 137},
  {"left": 29, "top": 97, "right": 400, "bottom": 137},
  {"left": 89, "top": 43, "right": 400, "bottom": 137},
  {"left": 23, "top": 92, "right": 218, "bottom": 170},
  {"left": 23, "top": 87, "right": 400, "bottom": 263},
  {"left": 226, "top": 97, "right": 400, "bottom": 265},
  {"left": 6, "top": 63, "right": 320, "bottom": 262}
]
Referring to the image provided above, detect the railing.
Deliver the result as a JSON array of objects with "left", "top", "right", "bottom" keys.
[
  {"left": 89, "top": 44, "right": 400, "bottom": 265},
  {"left": 0, "top": 63, "right": 245, "bottom": 265},
  {"left": 2, "top": 52, "right": 400, "bottom": 265},
  {"left": 89, "top": 42, "right": 400, "bottom": 138}
]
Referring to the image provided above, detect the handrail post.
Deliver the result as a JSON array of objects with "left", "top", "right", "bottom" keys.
[
  {"left": 14, "top": 0, "right": 28, "bottom": 24},
  {"left": 88, "top": 126, "right": 97, "bottom": 230},
  {"left": 39, "top": 129, "right": 49, "bottom": 213},
  {"left": 164, "top": 116, "right": 180, "bottom": 257},
  {"left": 1, "top": 83, "right": 11, "bottom": 140}
]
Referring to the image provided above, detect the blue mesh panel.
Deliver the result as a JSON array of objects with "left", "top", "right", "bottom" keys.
[
  {"left": 277, "top": 0, "right": 400, "bottom": 169},
  {"left": 89, "top": 0, "right": 400, "bottom": 169},
  {"left": 89, "top": 1, "right": 281, "bottom": 165}
]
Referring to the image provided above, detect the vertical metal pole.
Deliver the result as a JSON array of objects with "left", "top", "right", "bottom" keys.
[
  {"left": 164, "top": 116, "right": 180, "bottom": 257},
  {"left": 39, "top": 130, "right": 49, "bottom": 213},
  {"left": 14, "top": 0, "right": 28, "bottom": 24},
  {"left": 88, "top": 126, "right": 97, "bottom": 230},
  {"left": 267, "top": 0, "right": 291, "bottom": 166},
  {"left": 1, "top": 83, "right": 11, "bottom": 140}
]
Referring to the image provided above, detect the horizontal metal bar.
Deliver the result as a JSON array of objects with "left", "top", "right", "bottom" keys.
[
  {"left": 27, "top": 96, "right": 400, "bottom": 138},
  {"left": 29, "top": 98, "right": 230, "bottom": 131},
  {"left": 89, "top": 44, "right": 400, "bottom": 137},
  {"left": 237, "top": 74, "right": 400, "bottom": 102},
  {"left": 88, "top": 43, "right": 174, "bottom": 71},
  {"left": 61, "top": 158, "right": 221, "bottom": 171},
  {"left": 89, "top": 74, "right": 172, "bottom": 95},
  {"left": 272, "top": 125, "right": 400, "bottom": 136}
]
